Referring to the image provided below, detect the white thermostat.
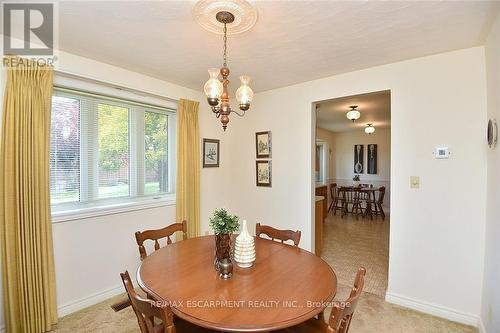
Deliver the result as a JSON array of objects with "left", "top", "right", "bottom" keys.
[{"left": 434, "top": 147, "right": 450, "bottom": 159}]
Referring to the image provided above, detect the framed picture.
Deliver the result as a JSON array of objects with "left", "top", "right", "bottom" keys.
[
  {"left": 353, "top": 144, "right": 364, "bottom": 174},
  {"left": 203, "top": 139, "right": 220, "bottom": 168},
  {"left": 367, "top": 144, "right": 378, "bottom": 174},
  {"left": 256, "top": 160, "right": 272, "bottom": 187},
  {"left": 255, "top": 131, "right": 272, "bottom": 158}
]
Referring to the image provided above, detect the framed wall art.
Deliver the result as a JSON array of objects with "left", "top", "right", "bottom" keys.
[
  {"left": 256, "top": 131, "right": 272, "bottom": 158},
  {"left": 203, "top": 138, "right": 220, "bottom": 168},
  {"left": 367, "top": 144, "right": 378, "bottom": 174},
  {"left": 353, "top": 144, "right": 364, "bottom": 174},
  {"left": 256, "top": 160, "right": 272, "bottom": 187}
]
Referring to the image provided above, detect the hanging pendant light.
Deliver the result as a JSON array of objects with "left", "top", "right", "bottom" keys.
[
  {"left": 365, "top": 124, "right": 375, "bottom": 134},
  {"left": 346, "top": 105, "right": 361, "bottom": 122},
  {"left": 203, "top": 11, "right": 254, "bottom": 131}
]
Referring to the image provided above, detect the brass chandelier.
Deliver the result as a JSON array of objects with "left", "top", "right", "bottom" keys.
[{"left": 204, "top": 11, "right": 254, "bottom": 131}]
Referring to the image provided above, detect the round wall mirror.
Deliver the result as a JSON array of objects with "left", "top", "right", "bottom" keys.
[{"left": 487, "top": 119, "right": 498, "bottom": 148}]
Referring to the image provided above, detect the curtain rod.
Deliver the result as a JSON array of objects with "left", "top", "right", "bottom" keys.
[{"left": 53, "top": 69, "right": 179, "bottom": 105}]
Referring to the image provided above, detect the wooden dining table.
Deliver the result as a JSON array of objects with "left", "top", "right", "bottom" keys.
[
  {"left": 137, "top": 235, "right": 337, "bottom": 332},
  {"left": 338, "top": 185, "right": 380, "bottom": 219}
]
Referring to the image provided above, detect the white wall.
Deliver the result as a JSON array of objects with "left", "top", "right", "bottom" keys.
[
  {"left": 224, "top": 47, "right": 487, "bottom": 325},
  {"left": 0, "top": 48, "right": 230, "bottom": 327},
  {"left": 330, "top": 128, "right": 391, "bottom": 182},
  {"left": 482, "top": 11, "right": 500, "bottom": 333}
]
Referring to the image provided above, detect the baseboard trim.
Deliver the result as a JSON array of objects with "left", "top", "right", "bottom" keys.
[
  {"left": 385, "top": 292, "right": 479, "bottom": 327},
  {"left": 478, "top": 317, "right": 486, "bottom": 333},
  {"left": 58, "top": 284, "right": 124, "bottom": 318}
]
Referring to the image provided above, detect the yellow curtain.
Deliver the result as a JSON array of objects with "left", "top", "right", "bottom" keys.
[
  {"left": 176, "top": 99, "right": 200, "bottom": 239},
  {"left": 0, "top": 58, "right": 57, "bottom": 333}
]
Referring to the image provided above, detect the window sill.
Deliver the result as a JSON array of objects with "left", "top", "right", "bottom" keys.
[{"left": 51, "top": 196, "right": 176, "bottom": 223}]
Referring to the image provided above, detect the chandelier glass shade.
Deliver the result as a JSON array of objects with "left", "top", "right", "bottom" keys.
[
  {"left": 204, "top": 68, "right": 223, "bottom": 102},
  {"left": 203, "top": 11, "right": 253, "bottom": 130},
  {"left": 236, "top": 75, "right": 253, "bottom": 110},
  {"left": 346, "top": 105, "right": 360, "bottom": 122},
  {"left": 365, "top": 124, "right": 375, "bottom": 134}
]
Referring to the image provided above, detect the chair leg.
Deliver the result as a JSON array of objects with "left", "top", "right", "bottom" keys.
[
  {"left": 328, "top": 200, "right": 333, "bottom": 213},
  {"left": 341, "top": 201, "right": 348, "bottom": 218},
  {"left": 328, "top": 198, "right": 337, "bottom": 213},
  {"left": 378, "top": 203, "right": 386, "bottom": 220},
  {"left": 372, "top": 192, "right": 379, "bottom": 216}
]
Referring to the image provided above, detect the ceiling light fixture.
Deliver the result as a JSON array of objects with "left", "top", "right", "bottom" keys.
[
  {"left": 346, "top": 105, "right": 360, "bottom": 122},
  {"left": 203, "top": 11, "right": 253, "bottom": 131},
  {"left": 365, "top": 124, "right": 375, "bottom": 134}
]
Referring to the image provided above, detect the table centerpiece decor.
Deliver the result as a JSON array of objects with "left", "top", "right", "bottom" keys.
[
  {"left": 233, "top": 220, "right": 256, "bottom": 268},
  {"left": 209, "top": 208, "right": 240, "bottom": 272}
]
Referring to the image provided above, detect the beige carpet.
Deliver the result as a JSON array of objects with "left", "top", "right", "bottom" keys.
[
  {"left": 52, "top": 285, "right": 476, "bottom": 333},
  {"left": 52, "top": 215, "right": 476, "bottom": 332},
  {"left": 321, "top": 211, "right": 389, "bottom": 296}
]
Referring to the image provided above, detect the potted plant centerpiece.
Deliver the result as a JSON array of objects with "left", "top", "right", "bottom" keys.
[
  {"left": 209, "top": 208, "right": 240, "bottom": 271},
  {"left": 353, "top": 175, "right": 361, "bottom": 187}
]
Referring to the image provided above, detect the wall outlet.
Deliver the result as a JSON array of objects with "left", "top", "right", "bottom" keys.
[{"left": 410, "top": 176, "right": 420, "bottom": 189}]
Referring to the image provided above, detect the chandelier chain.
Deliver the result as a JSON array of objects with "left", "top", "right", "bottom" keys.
[{"left": 223, "top": 23, "right": 227, "bottom": 68}]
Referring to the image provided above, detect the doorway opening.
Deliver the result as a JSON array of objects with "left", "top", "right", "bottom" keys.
[{"left": 313, "top": 90, "right": 391, "bottom": 297}]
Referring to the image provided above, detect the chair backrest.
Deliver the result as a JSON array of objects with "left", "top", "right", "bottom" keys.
[
  {"left": 120, "top": 271, "right": 174, "bottom": 333},
  {"left": 255, "top": 223, "right": 301, "bottom": 247},
  {"left": 327, "top": 267, "right": 366, "bottom": 333},
  {"left": 329, "top": 183, "right": 338, "bottom": 199},
  {"left": 377, "top": 186, "right": 386, "bottom": 205},
  {"left": 135, "top": 220, "right": 187, "bottom": 260},
  {"left": 340, "top": 187, "right": 356, "bottom": 203}
]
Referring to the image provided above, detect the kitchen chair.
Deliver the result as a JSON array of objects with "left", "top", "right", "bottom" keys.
[
  {"left": 120, "top": 271, "right": 213, "bottom": 333},
  {"left": 327, "top": 183, "right": 339, "bottom": 213},
  {"left": 135, "top": 220, "right": 188, "bottom": 260},
  {"left": 275, "top": 267, "right": 366, "bottom": 333},
  {"left": 256, "top": 223, "right": 301, "bottom": 246},
  {"left": 332, "top": 187, "right": 347, "bottom": 217},
  {"left": 340, "top": 187, "right": 358, "bottom": 218},
  {"left": 375, "top": 186, "right": 386, "bottom": 220},
  {"left": 351, "top": 188, "right": 367, "bottom": 220}
]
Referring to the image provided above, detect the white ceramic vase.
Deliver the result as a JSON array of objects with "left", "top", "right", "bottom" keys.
[{"left": 233, "top": 220, "right": 256, "bottom": 268}]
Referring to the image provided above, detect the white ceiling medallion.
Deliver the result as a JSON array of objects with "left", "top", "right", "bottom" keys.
[{"left": 192, "top": 0, "right": 258, "bottom": 35}]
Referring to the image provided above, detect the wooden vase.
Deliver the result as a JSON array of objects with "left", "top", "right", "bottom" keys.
[{"left": 215, "top": 233, "right": 231, "bottom": 271}]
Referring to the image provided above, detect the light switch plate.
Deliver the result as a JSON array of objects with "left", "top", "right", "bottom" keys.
[{"left": 410, "top": 176, "right": 420, "bottom": 189}]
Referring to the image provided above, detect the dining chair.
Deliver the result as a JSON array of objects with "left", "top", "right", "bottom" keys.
[
  {"left": 351, "top": 188, "right": 366, "bottom": 220},
  {"left": 374, "top": 186, "right": 386, "bottom": 220},
  {"left": 332, "top": 187, "right": 347, "bottom": 217},
  {"left": 112, "top": 221, "right": 188, "bottom": 313},
  {"left": 135, "top": 220, "right": 188, "bottom": 261},
  {"left": 275, "top": 267, "right": 366, "bottom": 333},
  {"left": 327, "top": 183, "right": 338, "bottom": 213},
  {"left": 341, "top": 187, "right": 357, "bottom": 218},
  {"left": 256, "top": 223, "right": 301, "bottom": 246},
  {"left": 120, "top": 271, "right": 213, "bottom": 333}
]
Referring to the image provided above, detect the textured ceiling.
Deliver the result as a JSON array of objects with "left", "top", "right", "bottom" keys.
[
  {"left": 316, "top": 90, "right": 391, "bottom": 133},
  {"left": 57, "top": 1, "right": 500, "bottom": 92}
]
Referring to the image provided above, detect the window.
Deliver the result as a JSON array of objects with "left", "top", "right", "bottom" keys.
[{"left": 50, "top": 87, "right": 176, "bottom": 216}]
